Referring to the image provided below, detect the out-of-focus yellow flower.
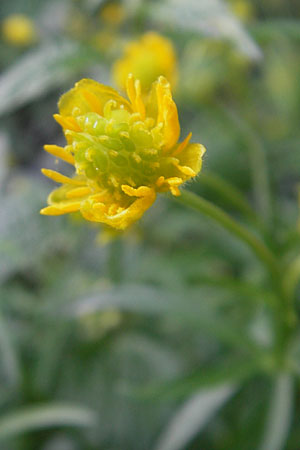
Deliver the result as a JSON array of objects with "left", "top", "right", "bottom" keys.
[
  {"left": 180, "top": 38, "right": 250, "bottom": 102},
  {"left": 113, "top": 32, "right": 178, "bottom": 93},
  {"left": 81, "top": 309, "right": 122, "bottom": 339},
  {"left": 2, "top": 14, "right": 37, "bottom": 46},
  {"left": 40, "top": 74, "right": 205, "bottom": 230},
  {"left": 100, "top": 2, "right": 125, "bottom": 27},
  {"left": 227, "top": 0, "right": 254, "bottom": 22}
]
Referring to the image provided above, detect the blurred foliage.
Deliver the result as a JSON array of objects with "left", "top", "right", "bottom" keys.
[{"left": 1, "top": 0, "right": 300, "bottom": 449}]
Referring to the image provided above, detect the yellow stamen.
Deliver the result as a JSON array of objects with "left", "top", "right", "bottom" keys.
[
  {"left": 165, "top": 177, "right": 182, "bottom": 186},
  {"left": 81, "top": 89, "right": 103, "bottom": 115},
  {"left": 40, "top": 202, "right": 81, "bottom": 215},
  {"left": 66, "top": 186, "right": 92, "bottom": 198},
  {"left": 177, "top": 165, "right": 196, "bottom": 177},
  {"left": 126, "top": 73, "right": 136, "bottom": 107},
  {"left": 44, "top": 145, "right": 75, "bottom": 165},
  {"left": 156, "top": 176, "right": 165, "bottom": 187},
  {"left": 53, "top": 114, "right": 81, "bottom": 132},
  {"left": 126, "top": 74, "right": 145, "bottom": 120},
  {"left": 92, "top": 202, "right": 106, "bottom": 212},
  {"left": 134, "top": 79, "right": 145, "bottom": 120},
  {"left": 173, "top": 132, "right": 192, "bottom": 156},
  {"left": 41, "top": 168, "right": 85, "bottom": 185},
  {"left": 170, "top": 186, "right": 181, "bottom": 196},
  {"left": 121, "top": 185, "right": 153, "bottom": 197}
]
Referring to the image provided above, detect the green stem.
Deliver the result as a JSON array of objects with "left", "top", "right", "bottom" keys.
[
  {"left": 214, "top": 103, "right": 273, "bottom": 225},
  {"left": 175, "top": 189, "right": 279, "bottom": 280},
  {"left": 200, "top": 170, "right": 261, "bottom": 226},
  {"left": 282, "top": 256, "right": 300, "bottom": 307}
]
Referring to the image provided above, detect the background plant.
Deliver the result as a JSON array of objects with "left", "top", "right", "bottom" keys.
[{"left": 1, "top": 0, "right": 300, "bottom": 449}]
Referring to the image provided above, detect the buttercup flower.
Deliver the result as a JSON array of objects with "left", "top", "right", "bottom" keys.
[
  {"left": 100, "top": 1, "right": 125, "bottom": 27},
  {"left": 227, "top": 0, "right": 254, "bottom": 22},
  {"left": 2, "top": 14, "right": 37, "bottom": 47},
  {"left": 40, "top": 74, "right": 205, "bottom": 230},
  {"left": 113, "top": 32, "right": 178, "bottom": 93}
]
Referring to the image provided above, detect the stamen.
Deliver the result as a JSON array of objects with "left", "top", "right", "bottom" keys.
[
  {"left": 66, "top": 187, "right": 92, "bottom": 198},
  {"left": 44, "top": 145, "right": 75, "bottom": 165},
  {"left": 172, "top": 132, "right": 192, "bottom": 156},
  {"left": 40, "top": 201, "right": 81, "bottom": 215},
  {"left": 53, "top": 114, "right": 81, "bottom": 132},
  {"left": 82, "top": 89, "right": 103, "bottom": 115},
  {"left": 41, "top": 169, "right": 85, "bottom": 185}
]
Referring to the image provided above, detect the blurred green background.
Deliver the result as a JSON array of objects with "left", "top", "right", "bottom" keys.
[{"left": 1, "top": 0, "right": 300, "bottom": 449}]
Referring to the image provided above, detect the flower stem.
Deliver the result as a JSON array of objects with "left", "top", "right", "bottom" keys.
[
  {"left": 175, "top": 189, "right": 279, "bottom": 280},
  {"left": 214, "top": 103, "right": 273, "bottom": 226},
  {"left": 200, "top": 170, "right": 262, "bottom": 227},
  {"left": 283, "top": 256, "right": 300, "bottom": 305}
]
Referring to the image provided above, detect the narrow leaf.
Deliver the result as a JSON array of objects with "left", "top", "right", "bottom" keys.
[
  {"left": 0, "top": 311, "right": 20, "bottom": 387},
  {"left": 0, "top": 40, "right": 99, "bottom": 116},
  {"left": 0, "top": 404, "right": 97, "bottom": 442},
  {"left": 148, "top": 0, "right": 262, "bottom": 61},
  {"left": 154, "top": 384, "right": 236, "bottom": 450},
  {"left": 259, "top": 373, "right": 294, "bottom": 450}
]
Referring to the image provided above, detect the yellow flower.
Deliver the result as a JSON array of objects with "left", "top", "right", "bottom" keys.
[
  {"left": 40, "top": 74, "right": 205, "bottom": 230},
  {"left": 227, "top": 0, "right": 254, "bottom": 22},
  {"left": 113, "top": 32, "right": 178, "bottom": 93},
  {"left": 100, "top": 2, "right": 125, "bottom": 27},
  {"left": 2, "top": 14, "right": 37, "bottom": 46}
]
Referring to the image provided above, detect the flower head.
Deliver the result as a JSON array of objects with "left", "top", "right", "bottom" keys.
[
  {"left": 113, "top": 32, "right": 178, "bottom": 93},
  {"left": 100, "top": 1, "right": 125, "bottom": 27},
  {"left": 2, "top": 14, "right": 37, "bottom": 47},
  {"left": 40, "top": 75, "right": 205, "bottom": 230}
]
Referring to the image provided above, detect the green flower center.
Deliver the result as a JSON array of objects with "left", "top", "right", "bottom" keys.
[{"left": 67, "top": 100, "right": 177, "bottom": 192}]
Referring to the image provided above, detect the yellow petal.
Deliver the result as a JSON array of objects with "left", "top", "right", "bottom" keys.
[
  {"left": 126, "top": 74, "right": 145, "bottom": 119},
  {"left": 177, "top": 143, "right": 206, "bottom": 180},
  {"left": 154, "top": 77, "right": 180, "bottom": 151},
  {"left": 58, "top": 79, "right": 132, "bottom": 118},
  {"left": 81, "top": 188, "right": 156, "bottom": 230},
  {"left": 172, "top": 132, "right": 192, "bottom": 156}
]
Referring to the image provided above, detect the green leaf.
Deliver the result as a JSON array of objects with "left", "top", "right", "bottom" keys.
[
  {"left": 137, "top": 358, "right": 261, "bottom": 401},
  {"left": 0, "top": 403, "right": 97, "bottom": 442},
  {"left": 0, "top": 311, "right": 20, "bottom": 388},
  {"left": 0, "top": 40, "right": 101, "bottom": 116},
  {"left": 154, "top": 384, "right": 236, "bottom": 450},
  {"left": 258, "top": 373, "right": 294, "bottom": 450},
  {"left": 68, "top": 284, "right": 261, "bottom": 352}
]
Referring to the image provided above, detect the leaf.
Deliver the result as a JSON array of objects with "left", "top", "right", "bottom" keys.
[
  {"left": 0, "top": 311, "right": 20, "bottom": 388},
  {"left": 258, "top": 373, "right": 294, "bottom": 450},
  {"left": 137, "top": 358, "right": 260, "bottom": 401},
  {"left": 0, "top": 40, "right": 101, "bottom": 116},
  {"left": 0, "top": 132, "right": 10, "bottom": 186},
  {"left": 0, "top": 403, "right": 97, "bottom": 442},
  {"left": 67, "top": 284, "right": 261, "bottom": 353},
  {"left": 148, "top": 0, "right": 262, "bottom": 61},
  {"left": 154, "top": 384, "right": 236, "bottom": 450}
]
